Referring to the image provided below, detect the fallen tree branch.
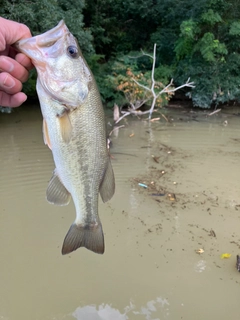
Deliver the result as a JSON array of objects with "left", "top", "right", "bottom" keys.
[
  {"left": 115, "top": 112, "right": 131, "bottom": 124},
  {"left": 115, "top": 43, "right": 195, "bottom": 123},
  {"left": 109, "top": 125, "right": 125, "bottom": 136},
  {"left": 207, "top": 108, "right": 221, "bottom": 116}
]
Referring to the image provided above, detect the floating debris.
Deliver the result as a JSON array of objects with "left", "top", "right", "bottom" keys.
[
  {"left": 151, "top": 155, "right": 160, "bottom": 163},
  {"left": 129, "top": 133, "right": 135, "bottom": 138},
  {"left": 150, "top": 117, "right": 160, "bottom": 122},
  {"left": 220, "top": 253, "right": 231, "bottom": 259},
  {"left": 209, "top": 229, "right": 216, "bottom": 237},
  {"left": 138, "top": 183, "right": 148, "bottom": 189},
  {"left": 196, "top": 248, "right": 204, "bottom": 254},
  {"left": 207, "top": 109, "right": 221, "bottom": 116},
  {"left": 168, "top": 193, "right": 176, "bottom": 201},
  {"left": 151, "top": 193, "right": 165, "bottom": 196}
]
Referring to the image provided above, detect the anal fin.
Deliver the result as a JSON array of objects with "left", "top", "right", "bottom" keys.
[
  {"left": 46, "top": 170, "right": 71, "bottom": 206},
  {"left": 62, "top": 221, "right": 104, "bottom": 255},
  {"left": 100, "top": 160, "right": 115, "bottom": 203}
]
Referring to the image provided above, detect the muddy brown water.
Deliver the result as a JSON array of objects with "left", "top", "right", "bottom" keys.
[{"left": 1, "top": 105, "right": 240, "bottom": 320}]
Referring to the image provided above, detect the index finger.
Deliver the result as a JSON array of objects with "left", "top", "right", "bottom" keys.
[{"left": 0, "top": 17, "right": 32, "bottom": 51}]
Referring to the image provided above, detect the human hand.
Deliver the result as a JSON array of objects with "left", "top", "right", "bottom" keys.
[{"left": 0, "top": 17, "right": 33, "bottom": 107}]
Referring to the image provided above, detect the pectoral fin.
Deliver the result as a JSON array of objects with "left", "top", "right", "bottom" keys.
[
  {"left": 100, "top": 160, "right": 115, "bottom": 203},
  {"left": 43, "top": 118, "right": 52, "bottom": 150},
  {"left": 46, "top": 170, "right": 71, "bottom": 206},
  {"left": 58, "top": 112, "right": 72, "bottom": 143}
]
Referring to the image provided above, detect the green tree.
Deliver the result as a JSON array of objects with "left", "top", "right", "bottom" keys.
[
  {"left": 83, "top": 0, "right": 159, "bottom": 57},
  {"left": 174, "top": 0, "right": 240, "bottom": 107},
  {"left": 1, "top": 0, "right": 240, "bottom": 108},
  {"left": 0, "top": 0, "right": 93, "bottom": 52}
]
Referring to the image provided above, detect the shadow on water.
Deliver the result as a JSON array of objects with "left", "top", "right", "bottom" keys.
[{"left": 1, "top": 105, "right": 240, "bottom": 319}]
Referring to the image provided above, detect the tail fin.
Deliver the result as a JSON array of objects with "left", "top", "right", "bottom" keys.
[{"left": 62, "top": 222, "right": 104, "bottom": 255}]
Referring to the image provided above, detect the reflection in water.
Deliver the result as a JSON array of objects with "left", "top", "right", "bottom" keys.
[
  {"left": 72, "top": 297, "right": 169, "bottom": 320},
  {"left": 129, "top": 188, "right": 140, "bottom": 211},
  {"left": 73, "top": 304, "right": 128, "bottom": 320},
  {"left": 194, "top": 260, "right": 207, "bottom": 273},
  {"left": 133, "top": 298, "right": 170, "bottom": 319}
]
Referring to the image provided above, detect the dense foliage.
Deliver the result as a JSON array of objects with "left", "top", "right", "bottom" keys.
[{"left": 1, "top": 0, "right": 240, "bottom": 108}]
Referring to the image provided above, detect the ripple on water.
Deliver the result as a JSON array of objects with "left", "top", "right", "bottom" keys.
[{"left": 1, "top": 107, "right": 240, "bottom": 320}]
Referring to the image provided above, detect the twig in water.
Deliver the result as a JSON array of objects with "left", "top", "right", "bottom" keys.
[
  {"left": 208, "top": 109, "right": 221, "bottom": 116},
  {"left": 150, "top": 117, "right": 160, "bottom": 122},
  {"left": 115, "top": 112, "right": 131, "bottom": 124},
  {"left": 109, "top": 125, "right": 125, "bottom": 136},
  {"left": 113, "top": 103, "right": 120, "bottom": 122},
  {"left": 160, "top": 113, "right": 169, "bottom": 122}
]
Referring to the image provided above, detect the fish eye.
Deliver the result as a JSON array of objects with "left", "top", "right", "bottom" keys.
[{"left": 67, "top": 46, "right": 79, "bottom": 58}]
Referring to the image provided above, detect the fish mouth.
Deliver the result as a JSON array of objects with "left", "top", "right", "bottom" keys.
[
  {"left": 14, "top": 20, "right": 68, "bottom": 65},
  {"left": 35, "top": 20, "right": 67, "bottom": 47}
]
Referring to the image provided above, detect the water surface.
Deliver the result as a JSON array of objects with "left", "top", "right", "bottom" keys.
[{"left": 0, "top": 106, "right": 240, "bottom": 319}]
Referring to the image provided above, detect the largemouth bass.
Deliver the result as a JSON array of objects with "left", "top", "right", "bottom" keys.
[{"left": 15, "top": 20, "right": 115, "bottom": 255}]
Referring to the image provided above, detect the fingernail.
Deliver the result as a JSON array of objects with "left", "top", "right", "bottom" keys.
[
  {"left": 2, "top": 58, "right": 14, "bottom": 72},
  {"left": 3, "top": 74, "right": 15, "bottom": 88}
]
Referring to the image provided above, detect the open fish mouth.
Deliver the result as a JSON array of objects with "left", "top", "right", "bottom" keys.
[{"left": 14, "top": 20, "right": 68, "bottom": 64}]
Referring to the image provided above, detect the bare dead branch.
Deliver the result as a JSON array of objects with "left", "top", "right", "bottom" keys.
[
  {"left": 128, "top": 110, "right": 153, "bottom": 115},
  {"left": 113, "top": 103, "right": 120, "bottom": 122},
  {"left": 115, "top": 112, "right": 131, "bottom": 124},
  {"left": 109, "top": 125, "right": 125, "bottom": 136},
  {"left": 160, "top": 113, "right": 169, "bottom": 122},
  {"left": 140, "top": 50, "right": 153, "bottom": 59},
  {"left": 116, "top": 43, "right": 195, "bottom": 122},
  {"left": 150, "top": 117, "right": 160, "bottom": 122},
  {"left": 132, "top": 78, "right": 151, "bottom": 92},
  {"left": 207, "top": 109, "right": 221, "bottom": 116},
  {"left": 132, "top": 98, "right": 150, "bottom": 110}
]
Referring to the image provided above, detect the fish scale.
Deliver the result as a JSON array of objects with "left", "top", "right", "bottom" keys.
[{"left": 15, "top": 20, "right": 115, "bottom": 255}]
